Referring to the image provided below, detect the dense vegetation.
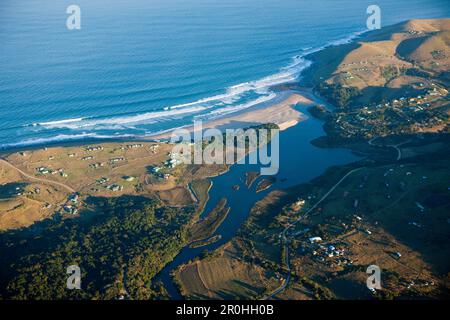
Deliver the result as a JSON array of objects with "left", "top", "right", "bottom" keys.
[
  {"left": 188, "top": 198, "right": 230, "bottom": 242},
  {"left": 0, "top": 195, "right": 194, "bottom": 300},
  {"left": 318, "top": 83, "right": 361, "bottom": 109}
]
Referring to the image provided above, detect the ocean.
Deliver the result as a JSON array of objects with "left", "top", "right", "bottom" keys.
[{"left": 0, "top": 0, "right": 448, "bottom": 149}]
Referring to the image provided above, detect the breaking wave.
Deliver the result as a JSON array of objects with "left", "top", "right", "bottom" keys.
[
  {"left": 4, "top": 29, "right": 366, "bottom": 149},
  {"left": 0, "top": 133, "right": 135, "bottom": 149}
]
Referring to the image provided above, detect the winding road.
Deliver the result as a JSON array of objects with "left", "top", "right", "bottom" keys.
[
  {"left": 368, "top": 137, "right": 411, "bottom": 161},
  {"left": 264, "top": 167, "right": 365, "bottom": 299},
  {"left": 0, "top": 158, "right": 76, "bottom": 193}
]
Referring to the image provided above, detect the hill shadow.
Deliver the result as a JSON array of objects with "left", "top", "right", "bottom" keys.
[{"left": 0, "top": 182, "right": 29, "bottom": 200}]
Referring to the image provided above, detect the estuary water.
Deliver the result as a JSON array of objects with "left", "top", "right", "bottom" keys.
[{"left": 154, "top": 101, "right": 361, "bottom": 299}]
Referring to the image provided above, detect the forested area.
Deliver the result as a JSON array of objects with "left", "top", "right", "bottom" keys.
[{"left": 0, "top": 196, "right": 194, "bottom": 299}]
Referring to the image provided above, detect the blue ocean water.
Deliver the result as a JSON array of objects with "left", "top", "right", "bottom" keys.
[{"left": 0, "top": 0, "right": 448, "bottom": 148}]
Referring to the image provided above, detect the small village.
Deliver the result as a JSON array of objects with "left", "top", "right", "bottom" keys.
[
  {"left": 328, "top": 82, "right": 449, "bottom": 140},
  {"left": 8, "top": 142, "right": 187, "bottom": 220}
]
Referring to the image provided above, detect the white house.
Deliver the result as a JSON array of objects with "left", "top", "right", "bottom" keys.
[{"left": 309, "top": 237, "right": 322, "bottom": 243}]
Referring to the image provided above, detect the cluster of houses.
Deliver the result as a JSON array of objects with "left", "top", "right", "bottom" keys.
[
  {"left": 331, "top": 83, "right": 448, "bottom": 139},
  {"left": 5, "top": 185, "right": 45, "bottom": 198},
  {"left": 146, "top": 151, "right": 183, "bottom": 180},
  {"left": 36, "top": 166, "right": 68, "bottom": 177},
  {"left": 106, "top": 184, "right": 123, "bottom": 192},
  {"left": 294, "top": 214, "right": 373, "bottom": 269},
  {"left": 95, "top": 177, "right": 123, "bottom": 192},
  {"left": 166, "top": 151, "right": 184, "bottom": 168},
  {"left": 109, "top": 157, "right": 125, "bottom": 164},
  {"left": 119, "top": 143, "right": 144, "bottom": 150},
  {"left": 150, "top": 166, "right": 171, "bottom": 180},
  {"left": 97, "top": 177, "right": 109, "bottom": 185},
  {"left": 90, "top": 162, "right": 106, "bottom": 169},
  {"left": 93, "top": 176, "right": 134, "bottom": 193},
  {"left": 36, "top": 166, "right": 52, "bottom": 175},
  {"left": 63, "top": 193, "right": 79, "bottom": 215},
  {"left": 342, "top": 66, "right": 370, "bottom": 80},
  {"left": 149, "top": 144, "right": 159, "bottom": 153},
  {"left": 126, "top": 143, "right": 143, "bottom": 149},
  {"left": 302, "top": 237, "right": 354, "bottom": 268},
  {"left": 406, "top": 279, "right": 434, "bottom": 290},
  {"left": 85, "top": 146, "right": 103, "bottom": 152},
  {"left": 407, "top": 28, "right": 423, "bottom": 36}
]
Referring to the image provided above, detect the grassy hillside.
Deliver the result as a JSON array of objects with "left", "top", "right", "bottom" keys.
[{"left": 306, "top": 18, "right": 450, "bottom": 108}]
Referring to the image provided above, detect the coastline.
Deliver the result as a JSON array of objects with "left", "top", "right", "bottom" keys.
[
  {"left": 0, "top": 89, "right": 315, "bottom": 155},
  {"left": 0, "top": 24, "right": 382, "bottom": 156},
  {"left": 147, "top": 90, "right": 314, "bottom": 140},
  {"left": 1, "top": 8, "right": 449, "bottom": 300},
  {"left": 0, "top": 27, "right": 370, "bottom": 153},
  {"left": 154, "top": 89, "right": 362, "bottom": 299},
  {"left": 165, "top": 18, "right": 450, "bottom": 300}
]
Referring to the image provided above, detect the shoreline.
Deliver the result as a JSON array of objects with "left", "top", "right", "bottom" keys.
[
  {"left": 0, "top": 88, "right": 315, "bottom": 155},
  {"left": 0, "top": 18, "right": 411, "bottom": 155},
  {"left": 2, "top": 16, "right": 449, "bottom": 300},
  {"left": 147, "top": 90, "right": 314, "bottom": 140},
  {"left": 0, "top": 18, "right": 386, "bottom": 156},
  {"left": 0, "top": 26, "right": 370, "bottom": 154}
]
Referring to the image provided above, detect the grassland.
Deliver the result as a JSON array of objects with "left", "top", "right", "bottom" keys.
[
  {"left": 174, "top": 241, "right": 279, "bottom": 299},
  {"left": 188, "top": 198, "right": 230, "bottom": 243},
  {"left": 256, "top": 177, "right": 276, "bottom": 193},
  {"left": 0, "top": 141, "right": 230, "bottom": 231},
  {"left": 245, "top": 172, "right": 260, "bottom": 188},
  {"left": 0, "top": 141, "right": 230, "bottom": 299},
  {"left": 189, "top": 179, "right": 213, "bottom": 214},
  {"left": 0, "top": 159, "right": 69, "bottom": 230},
  {"left": 305, "top": 19, "right": 450, "bottom": 108},
  {"left": 0, "top": 121, "right": 285, "bottom": 299}
]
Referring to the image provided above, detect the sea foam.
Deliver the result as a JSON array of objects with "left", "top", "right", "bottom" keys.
[{"left": 6, "top": 30, "right": 366, "bottom": 149}]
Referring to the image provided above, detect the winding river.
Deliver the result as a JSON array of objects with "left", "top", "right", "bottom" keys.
[{"left": 154, "top": 100, "right": 360, "bottom": 299}]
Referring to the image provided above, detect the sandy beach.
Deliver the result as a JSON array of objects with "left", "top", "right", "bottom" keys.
[{"left": 149, "top": 91, "right": 314, "bottom": 140}]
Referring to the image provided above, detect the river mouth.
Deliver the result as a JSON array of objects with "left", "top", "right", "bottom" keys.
[{"left": 154, "top": 102, "right": 361, "bottom": 299}]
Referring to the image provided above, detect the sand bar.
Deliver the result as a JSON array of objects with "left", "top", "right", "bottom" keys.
[{"left": 149, "top": 92, "right": 314, "bottom": 140}]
